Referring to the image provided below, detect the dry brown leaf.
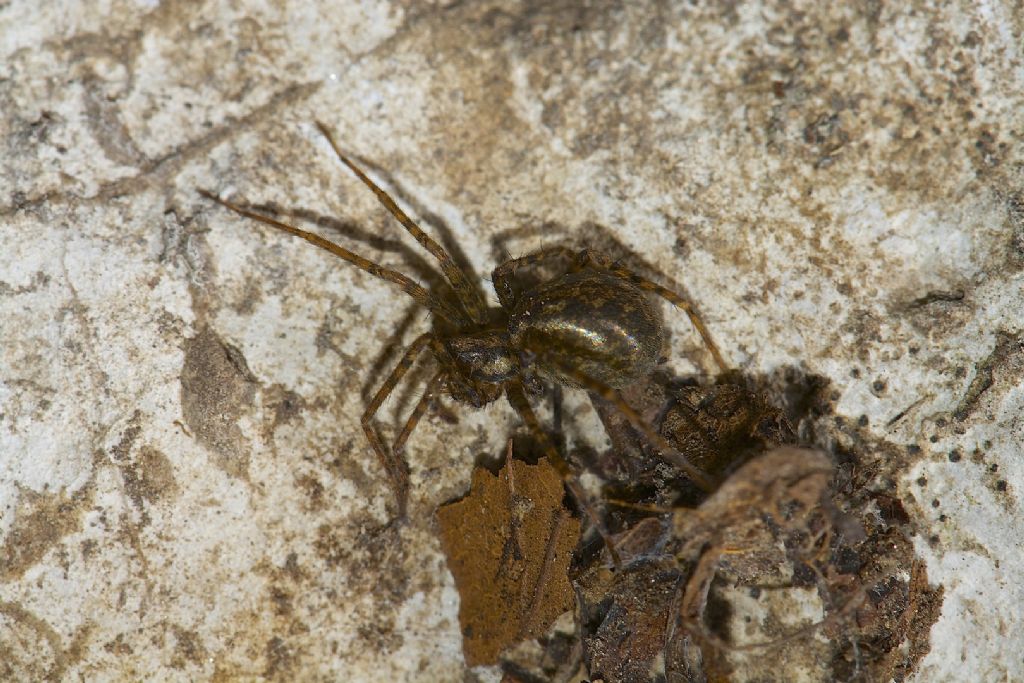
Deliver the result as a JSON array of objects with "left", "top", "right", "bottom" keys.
[{"left": 436, "top": 454, "right": 581, "bottom": 666}]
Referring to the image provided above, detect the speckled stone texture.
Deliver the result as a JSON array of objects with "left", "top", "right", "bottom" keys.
[{"left": 1, "top": 1, "right": 1021, "bottom": 681}]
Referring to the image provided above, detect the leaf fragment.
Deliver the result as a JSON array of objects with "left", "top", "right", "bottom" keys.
[{"left": 436, "top": 455, "right": 581, "bottom": 666}]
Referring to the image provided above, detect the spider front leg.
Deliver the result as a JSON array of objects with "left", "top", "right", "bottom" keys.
[
  {"left": 362, "top": 332, "right": 434, "bottom": 518},
  {"left": 316, "top": 122, "right": 489, "bottom": 325},
  {"left": 575, "top": 248, "right": 729, "bottom": 373}
]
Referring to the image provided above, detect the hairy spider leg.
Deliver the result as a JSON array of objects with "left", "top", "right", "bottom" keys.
[
  {"left": 316, "top": 121, "right": 489, "bottom": 325},
  {"left": 361, "top": 332, "right": 435, "bottom": 518},
  {"left": 504, "top": 381, "right": 622, "bottom": 567},
  {"left": 392, "top": 371, "right": 447, "bottom": 455},
  {"left": 538, "top": 354, "right": 717, "bottom": 492},
  {"left": 199, "top": 190, "right": 469, "bottom": 326}
]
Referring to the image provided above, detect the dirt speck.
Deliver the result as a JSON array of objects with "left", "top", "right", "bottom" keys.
[
  {"left": 171, "top": 625, "right": 207, "bottom": 669},
  {"left": 0, "top": 601, "right": 67, "bottom": 681},
  {"left": 294, "top": 474, "right": 326, "bottom": 512},
  {"left": 180, "top": 326, "right": 258, "bottom": 480},
  {"left": 954, "top": 331, "right": 1024, "bottom": 421},
  {"left": 263, "top": 383, "right": 306, "bottom": 433},
  {"left": 1, "top": 485, "right": 93, "bottom": 581},
  {"left": 121, "top": 447, "right": 179, "bottom": 517},
  {"left": 263, "top": 635, "right": 294, "bottom": 679}
]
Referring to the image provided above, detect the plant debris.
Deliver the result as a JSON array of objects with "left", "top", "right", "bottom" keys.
[
  {"left": 672, "top": 446, "right": 835, "bottom": 587},
  {"left": 575, "top": 556, "right": 692, "bottom": 683},
  {"left": 671, "top": 447, "right": 841, "bottom": 660},
  {"left": 585, "top": 378, "right": 795, "bottom": 512},
  {"left": 573, "top": 447, "right": 836, "bottom": 683},
  {"left": 439, "top": 373, "right": 944, "bottom": 681},
  {"left": 436, "top": 446, "right": 581, "bottom": 666},
  {"left": 660, "top": 382, "right": 796, "bottom": 478}
]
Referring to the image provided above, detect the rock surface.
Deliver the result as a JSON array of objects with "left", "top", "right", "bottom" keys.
[{"left": 1, "top": 1, "right": 1022, "bottom": 680}]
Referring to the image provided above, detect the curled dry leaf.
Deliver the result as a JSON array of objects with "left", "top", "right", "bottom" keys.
[
  {"left": 570, "top": 366, "right": 941, "bottom": 682},
  {"left": 436, "top": 454, "right": 581, "bottom": 666}
]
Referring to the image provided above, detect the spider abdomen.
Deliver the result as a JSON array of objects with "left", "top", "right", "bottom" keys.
[{"left": 508, "top": 269, "right": 664, "bottom": 389}]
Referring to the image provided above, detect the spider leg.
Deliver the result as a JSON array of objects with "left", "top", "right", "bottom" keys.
[
  {"left": 538, "top": 355, "right": 718, "bottom": 492},
  {"left": 491, "top": 245, "right": 576, "bottom": 309},
  {"left": 362, "top": 332, "right": 435, "bottom": 519},
  {"left": 575, "top": 248, "right": 729, "bottom": 373},
  {"left": 392, "top": 371, "right": 446, "bottom": 455},
  {"left": 505, "top": 381, "right": 622, "bottom": 567},
  {"left": 199, "top": 190, "right": 469, "bottom": 326},
  {"left": 316, "top": 121, "right": 489, "bottom": 325}
]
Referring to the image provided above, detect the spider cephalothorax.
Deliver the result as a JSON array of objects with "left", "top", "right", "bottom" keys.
[{"left": 201, "top": 122, "right": 728, "bottom": 521}]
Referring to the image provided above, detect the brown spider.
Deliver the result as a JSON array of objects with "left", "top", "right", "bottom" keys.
[{"left": 200, "top": 122, "right": 728, "bottom": 523}]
